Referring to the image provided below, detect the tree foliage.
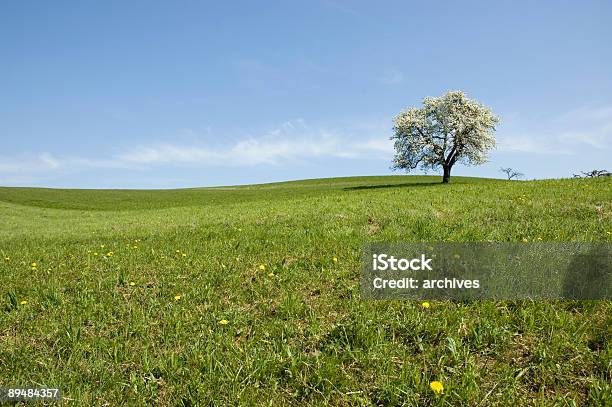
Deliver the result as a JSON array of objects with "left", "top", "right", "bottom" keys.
[{"left": 391, "top": 91, "right": 498, "bottom": 183}]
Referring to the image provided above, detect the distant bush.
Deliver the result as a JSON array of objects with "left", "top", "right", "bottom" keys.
[{"left": 573, "top": 169, "right": 611, "bottom": 178}]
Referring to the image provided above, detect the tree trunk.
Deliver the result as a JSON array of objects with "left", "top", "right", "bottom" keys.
[{"left": 442, "top": 165, "right": 451, "bottom": 183}]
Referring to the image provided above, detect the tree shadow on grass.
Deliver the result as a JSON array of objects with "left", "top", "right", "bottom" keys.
[{"left": 344, "top": 182, "right": 442, "bottom": 191}]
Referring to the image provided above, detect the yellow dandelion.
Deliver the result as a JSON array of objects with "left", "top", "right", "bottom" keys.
[
  {"left": 93, "top": 252, "right": 99, "bottom": 256},
  {"left": 182, "top": 253, "right": 187, "bottom": 257},
  {"left": 430, "top": 381, "right": 444, "bottom": 394},
  {"left": 268, "top": 272, "right": 274, "bottom": 277},
  {"left": 174, "top": 295, "right": 182, "bottom": 301},
  {"left": 132, "top": 245, "right": 138, "bottom": 249},
  {"left": 19, "top": 300, "right": 28, "bottom": 305},
  {"left": 100, "top": 244, "right": 105, "bottom": 248},
  {"left": 421, "top": 301, "right": 431, "bottom": 309},
  {"left": 175, "top": 250, "right": 180, "bottom": 253},
  {"left": 129, "top": 281, "right": 136, "bottom": 286},
  {"left": 521, "top": 237, "right": 529, "bottom": 243},
  {"left": 3, "top": 257, "right": 9, "bottom": 261},
  {"left": 218, "top": 319, "right": 229, "bottom": 325},
  {"left": 107, "top": 252, "right": 113, "bottom": 257},
  {"left": 258, "top": 264, "right": 266, "bottom": 271},
  {"left": 31, "top": 262, "right": 37, "bottom": 267},
  {"left": 536, "top": 237, "right": 543, "bottom": 241},
  {"left": 332, "top": 256, "right": 338, "bottom": 263}
]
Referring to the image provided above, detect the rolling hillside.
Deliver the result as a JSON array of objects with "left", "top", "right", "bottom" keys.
[{"left": 0, "top": 175, "right": 610, "bottom": 405}]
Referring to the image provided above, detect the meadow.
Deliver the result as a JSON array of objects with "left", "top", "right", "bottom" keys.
[{"left": 0, "top": 175, "right": 610, "bottom": 406}]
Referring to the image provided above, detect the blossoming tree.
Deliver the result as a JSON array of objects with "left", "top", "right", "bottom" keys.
[{"left": 391, "top": 91, "right": 498, "bottom": 183}]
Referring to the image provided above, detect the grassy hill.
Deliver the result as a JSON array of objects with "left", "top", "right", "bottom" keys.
[{"left": 0, "top": 175, "right": 610, "bottom": 405}]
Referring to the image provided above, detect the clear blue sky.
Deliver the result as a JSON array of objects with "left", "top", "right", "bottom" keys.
[{"left": 1, "top": 1, "right": 611, "bottom": 188}]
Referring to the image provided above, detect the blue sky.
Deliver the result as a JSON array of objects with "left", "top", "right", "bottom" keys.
[{"left": 1, "top": 1, "right": 611, "bottom": 188}]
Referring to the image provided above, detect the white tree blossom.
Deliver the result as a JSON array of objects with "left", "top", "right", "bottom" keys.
[{"left": 391, "top": 91, "right": 498, "bottom": 183}]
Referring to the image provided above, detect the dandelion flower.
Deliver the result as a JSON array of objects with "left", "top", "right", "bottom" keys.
[
  {"left": 107, "top": 252, "right": 114, "bottom": 257},
  {"left": 31, "top": 262, "right": 37, "bottom": 267},
  {"left": 421, "top": 301, "right": 430, "bottom": 309},
  {"left": 268, "top": 272, "right": 274, "bottom": 277},
  {"left": 93, "top": 252, "right": 99, "bottom": 256},
  {"left": 174, "top": 295, "right": 182, "bottom": 301},
  {"left": 218, "top": 319, "right": 229, "bottom": 325},
  {"left": 19, "top": 300, "right": 28, "bottom": 305},
  {"left": 4, "top": 256, "right": 10, "bottom": 261},
  {"left": 258, "top": 264, "right": 266, "bottom": 271},
  {"left": 182, "top": 253, "right": 186, "bottom": 257},
  {"left": 521, "top": 238, "right": 529, "bottom": 243},
  {"left": 100, "top": 244, "right": 105, "bottom": 248},
  {"left": 430, "top": 381, "right": 444, "bottom": 394},
  {"left": 332, "top": 256, "right": 338, "bottom": 263},
  {"left": 129, "top": 281, "right": 136, "bottom": 286},
  {"left": 176, "top": 250, "right": 180, "bottom": 253}
]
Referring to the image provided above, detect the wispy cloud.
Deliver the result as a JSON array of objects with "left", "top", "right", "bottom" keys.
[
  {"left": 5, "top": 104, "right": 608, "bottom": 185},
  {"left": 0, "top": 153, "right": 61, "bottom": 174},
  {"left": 118, "top": 120, "right": 392, "bottom": 166},
  {"left": 555, "top": 106, "right": 612, "bottom": 122},
  {"left": 0, "top": 120, "right": 393, "bottom": 180},
  {"left": 497, "top": 105, "right": 612, "bottom": 154},
  {"left": 496, "top": 136, "right": 574, "bottom": 155}
]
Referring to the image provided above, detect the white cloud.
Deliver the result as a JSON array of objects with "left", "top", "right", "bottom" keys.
[
  {"left": 40, "top": 153, "right": 61, "bottom": 169},
  {"left": 0, "top": 120, "right": 393, "bottom": 179},
  {"left": 496, "top": 105, "right": 612, "bottom": 154},
  {"left": 7, "top": 104, "right": 607, "bottom": 183},
  {"left": 495, "top": 136, "right": 573, "bottom": 155},
  {"left": 0, "top": 153, "right": 61, "bottom": 174},
  {"left": 355, "top": 137, "right": 394, "bottom": 153},
  {"left": 118, "top": 120, "right": 391, "bottom": 166},
  {"left": 555, "top": 106, "right": 612, "bottom": 123}
]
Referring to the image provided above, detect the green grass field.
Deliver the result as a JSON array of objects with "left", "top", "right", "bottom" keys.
[{"left": 0, "top": 175, "right": 610, "bottom": 406}]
